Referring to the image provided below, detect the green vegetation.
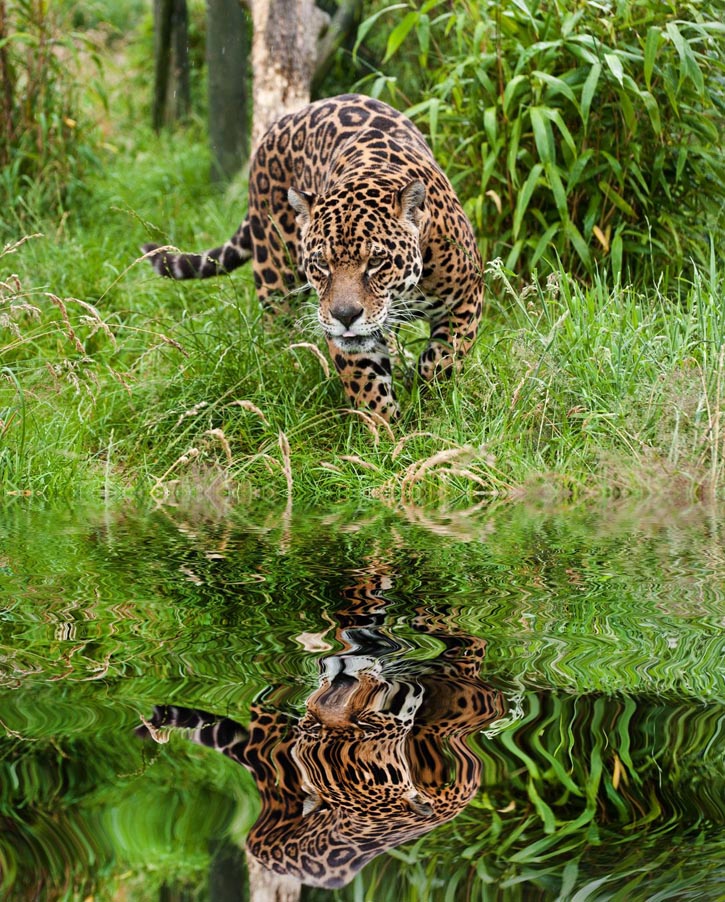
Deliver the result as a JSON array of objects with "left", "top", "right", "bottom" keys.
[
  {"left": 2, "top": 503, "right": 724, "bottom": 899},
  {"left": 359, "top": 0, "right": 725, "bottom": 279},
  {"left": 1, "top": 0, "right": 724, "bottom": 507}
]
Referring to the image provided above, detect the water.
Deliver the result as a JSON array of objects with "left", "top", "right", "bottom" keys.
[{"left": 1, "top": 501, "right": 724, "bottom": 900}]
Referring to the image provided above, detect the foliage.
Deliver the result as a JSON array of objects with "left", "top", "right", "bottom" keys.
[
  {"left": 1, "top": 503, "right": 725, "bottom": 898},
  {"left": 0, "top": 0, "right": 107, "bottom": 227},
  {"left": 1, "top": 0, "right": 724, "bottom": 506},
  {"left": 356, "top": 0, "right": 725, "bottom": 281}
]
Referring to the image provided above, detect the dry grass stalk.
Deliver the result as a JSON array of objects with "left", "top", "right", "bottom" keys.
[
  {"left": 436, "top": 466, "right": 490, "bottom": 489},
  {"left": 400, "top": 446, "right": 476, "bottom": 502},
  {"left": 139, "top": 715, "right": 170, "bottom": 744},
  {"left": 278, "top": 430, "right": 293, "bottom": 499},
  {"left": 339, "top": 407, "right": 380, "bottom": 444},
  {"left": 319, "top": 461, "right": 343, "bottom": 473},
  {"left": 287, "top": 342, "right": 330, "bottom": 378},
  {"left": 158, "top": 333, "right": 187, "bottom": 355},
  {"left": 510, "top": 360, "right": 536, "bottom": 409},
  {"left": 363, "top": 409, "right": 396, "bottom": 442},
  {"left": 150, "top": 447, "right": 201, "bottom": 499},
  {"left": 175, "top": 400, "right": 209, "bottom": 427},
  {"left": 1, "top": 234, "right": 43, "bottom": 258},
  {"left": 339, "top": 454, "right": 381, "bottom": 471},
  {"left": 48, "top": 293, "right": 85, "bottom": 354},
  {"left": 108, "top": 367, "right": 133, "bottom": 395},
  {"left": 699, "top": 344, "right": 725, "bottom": 500},
  {"left": 232, "top": 399, "right": 271, "bottom": 427},
  {"left": 205, "top": 428, "right": 233, "bottom": 465},
  {"left": 68, "top": 297, "right": 116, "bottom": 346},
  {"left": 391, "top": 431, "right": 444, "bottom": 460},
  {"left": 339, "top": 407, "right": 396, "bottom": 444}
]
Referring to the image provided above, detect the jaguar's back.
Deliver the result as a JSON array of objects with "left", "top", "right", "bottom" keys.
[{"left": 142, "top": 94, "right": 484, "bottom": 420}]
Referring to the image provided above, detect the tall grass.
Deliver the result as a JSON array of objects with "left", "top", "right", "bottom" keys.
[
  {"left": 1, "top": 1, "right": 724, "bottom": 505},
  {"left": 0, "top": 0, "right": 109, "bottom": 229},
  {"left": 357, "top": 0, "right": 725, "bottom": 281},
  {"left": 3, "top": 189, "right": 724, "bottom": 504}
]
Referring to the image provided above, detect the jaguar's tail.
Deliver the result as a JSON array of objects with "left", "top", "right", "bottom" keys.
[
  {"left": 141, "top": 215, "right": 253, "bottom": 279},
  {"left": 136, "top": 704, "right": 249, "bottom": 765}
]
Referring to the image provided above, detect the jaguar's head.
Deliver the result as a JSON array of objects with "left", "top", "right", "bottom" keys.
[{"left": 288, "top": 181, "right": 426, "bottom": 353}]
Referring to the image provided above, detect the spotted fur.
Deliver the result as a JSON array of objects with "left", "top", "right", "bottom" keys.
[
  {"left": 142, "top": 94, "right": 484, "bottom": 420},
  {"left": 138, "top": 570, "right": 504, "bottom": 888}
]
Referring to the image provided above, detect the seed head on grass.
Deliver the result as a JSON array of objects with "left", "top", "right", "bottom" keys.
[
  {"left": 287, "top": 342, "right": 330, "bottom": 378},
  {"left": 231, "top": 400, "right": 271, "bottom": 427}
]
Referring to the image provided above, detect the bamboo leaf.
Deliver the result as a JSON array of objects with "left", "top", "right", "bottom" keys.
[
  {"left": 383, "top": 10, "right": 419, "bottom": 62},
  {"left": 599, "top": 181, "right": 636, "bottom": 217},
  {"left": 503, "top": 75, "right": 528, "bottom": 116},
  {"left": 546, "top": 162, "right": 568, "bottom": 219},
  {"left": 604, "top": 52, "right": 624, "bottom": 86},
  {"left": 580, "top": 62, "right": 601, "bottom": 130},
  {"left": 531, "top": 222, "right": 560, "bottom": 267},
  {"left": 507, "top": 116, "right": 523, "bottom": 187},
  {"left": 566, "top": 148, "right": 593, "bottom": 192},
  {"left": 353, "top": 4, "right": 408, "bottom": 58},
  {"left": 530, "top": 106, "right": 555, "bottom": 165},
  {"left": 564, "top": 219, "right": 592, "bottom": 268},
  {"left": 527, "top": 780, "right": 557, "bottom": 834},
  {"left": 640, "top": 90, "right": 662, "bottom": 135},
  {"left": 484, "top": 106, "right": 497, "bottom": 145},
  {"left": 513, "top": 163, "right": 544, "bottom": 239},
  {"left": 532, "top": 70, "right": 579, "bottom": 109},
  {"left": 644, "top": 26, "right": 660, "bottom": 90},
  {"left": 547, "top": 108, "right": 578, "bottom": 160}
]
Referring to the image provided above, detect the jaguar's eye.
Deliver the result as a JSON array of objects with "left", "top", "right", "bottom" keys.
[
  {"left": 367, "top": 255, "right": 386, "bottom": 273},
  {"left": 310, "top": 253, "right": 329, "bottom": 275}
]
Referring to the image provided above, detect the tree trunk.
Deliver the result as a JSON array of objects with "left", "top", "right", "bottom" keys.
[
  {"left": 152, "top": 0, "right": 190, "bottom": 131},
  {"left": 311, "top": 0, "right": 362, "bottom": 98},
  {"left": 244, "top": 0, "right": 329, "bottom": 150},
  {"left": 0, "top": 0, "right": 14, "bottom": 165},
  {"left": 206, "top": 0, "right": 251, "bottom": 181}
]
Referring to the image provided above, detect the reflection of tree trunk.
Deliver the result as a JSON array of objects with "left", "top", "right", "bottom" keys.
[
  {"left": 244, "top": 0, "right": 329, "bottom": 151},
  {"left": 206, "top": 0, "right": 251, "bottom": 181},
  {"left": 246, "top": 849, "right": 301, "bottom": 902},
  {"left": 209, "top": 839, "right": 247, "bottom": 901},
  {"left": 152, "top": 0, "right": 190, "bottom": 131}
]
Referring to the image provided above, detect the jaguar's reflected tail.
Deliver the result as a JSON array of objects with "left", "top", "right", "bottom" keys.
[{"left": 136, "top": 704, "right": 249, "bottom": 765}]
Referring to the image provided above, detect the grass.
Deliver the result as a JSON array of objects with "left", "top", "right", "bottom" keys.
[{"left": 1, "top": 37, "right": 724, "bottom": 510}]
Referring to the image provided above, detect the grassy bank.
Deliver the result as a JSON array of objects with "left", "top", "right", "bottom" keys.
[{"left": 1, "top": 22, "right": 724, "bottom": 508}]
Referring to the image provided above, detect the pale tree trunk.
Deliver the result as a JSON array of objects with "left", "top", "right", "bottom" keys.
[
  {"left": 246, "top": 850, "right": 301, "bottom": 902},
  {"left": 244, "top": 0, "right": 330, "bottom": 150}
]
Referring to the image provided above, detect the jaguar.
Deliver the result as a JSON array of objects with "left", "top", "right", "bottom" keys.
[
  {"left": 138, "top": 566, "right": 504, "bottom": 890},
  {"left": 142, "top": 93, "right": 484, "bottom": 420}
]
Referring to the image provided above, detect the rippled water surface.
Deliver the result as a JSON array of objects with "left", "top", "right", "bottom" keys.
[{"left": 1, "top": 501, "right": 724, "bottom": 901}]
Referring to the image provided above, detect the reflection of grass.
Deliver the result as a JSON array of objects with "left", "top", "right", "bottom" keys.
[
  {"left": 0, "top": 726, "right": 253, "bottom": 901},
  {"left": 1, "top": 504, "right": 724, "bottom": 897}
]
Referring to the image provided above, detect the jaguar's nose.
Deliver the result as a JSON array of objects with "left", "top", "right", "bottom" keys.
[{"left": 330, "top": 301, "right": 364, "bottom": 329}]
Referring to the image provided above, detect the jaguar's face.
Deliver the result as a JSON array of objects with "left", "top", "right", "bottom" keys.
[{"left": 289, "top": 182, "right": 425, "bottom": 353}]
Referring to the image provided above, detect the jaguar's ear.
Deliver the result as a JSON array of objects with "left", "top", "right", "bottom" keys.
[
  {"left": 288, "top": 186, "right": 315, "bottom": 228},
  {"left": 398, "top": 180, "right": 426, "bottom": 225}
]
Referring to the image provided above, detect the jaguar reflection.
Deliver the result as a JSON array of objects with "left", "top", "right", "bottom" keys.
[{"left": 138, "top": 566, "right": 505, "bottom": 889}]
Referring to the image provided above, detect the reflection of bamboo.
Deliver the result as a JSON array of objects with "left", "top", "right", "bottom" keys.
[{"left": 246, "top": 849, "right": 301, "bottom": 902}]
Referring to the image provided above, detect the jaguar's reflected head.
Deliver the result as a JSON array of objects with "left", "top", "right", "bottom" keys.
[{"left": 288, "top": 182, "right": 426, "bottom": 353}]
